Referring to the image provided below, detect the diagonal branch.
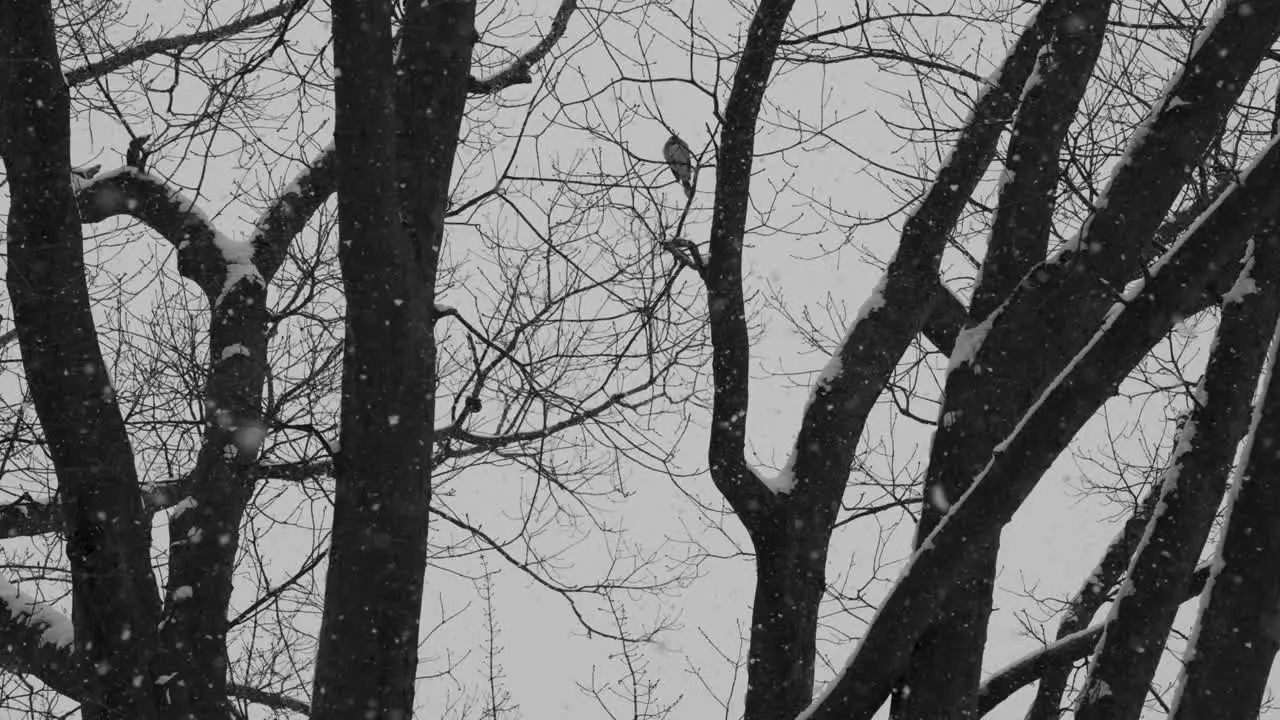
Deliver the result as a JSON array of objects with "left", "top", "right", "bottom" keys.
[
  {"left": 977, "top": 565, "right": 1212, "bottom": 715},
  {"left": 798, "top": 130, "right": 1280, "bottom": 720},
  {"left": 1021, "top": 483, "right": 1161, "bottom": 719},
  {"left": 1076, "top": 222, "right": 1280, "bottom": 719},
  {"left": 781, "top": 0, "right": 1066, "bottom": 508},
  {"left": 469, "top": 0, "right": 577, "bottom": 94},
  {"left": 64, "top": 0, "right": 308, "bottom": 86}
]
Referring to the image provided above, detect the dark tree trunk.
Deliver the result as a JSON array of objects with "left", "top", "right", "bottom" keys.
[
  {"left": 155, "top": 278, "right": 270, "bottom": 719},
  {"left": 744, "top": 523, "right": 831, "bottom": 720},
  {"left": 310, "top": 0, "right": 435, "bottom": 717},
  {"left": 0, "top": 3, "right": 161, "bottom": 718},
  {"left": 896, "top": 4, "right": 1110, "bottom": 715},
  {"left": 1171, "top": 304, "right": 1280, "bottom": 717},
  {"left": 311, "top": 1, "right": 473, "bottom": 718},
  {"left": 1075, "top": 224, "right": 1280, "bottom": 719},
  {"left": 896, "top": 4, "right": 1280, "bottom": 716}
]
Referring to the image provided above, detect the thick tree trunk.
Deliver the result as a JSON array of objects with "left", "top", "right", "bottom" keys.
[
  {"left": 312, "top": 1, "right": 472, "bottom": 717},
  {"left": 0, "top": 3, "right": 161, "bottom": 718},
  {"left": 310, "top": 1, "right": 436, "bottom": 718},
  {"left": 155, "top": 282, "right": 270, "bottom": 719},
  {"left": 744, "top": 525, "right": 830, "bottom": 720}
]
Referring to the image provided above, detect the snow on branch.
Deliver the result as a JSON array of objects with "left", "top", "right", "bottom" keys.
[
  {"left": 246, "top": 142, "right": 338, "bottom": 278},
  {"left": 0, "top": 577, "right": 72, "bottom": 650},
  {"left": 74, "top": 168, "right": 261, "bottom": 306},
  {"left": 0, "top": 575, "right": 84, "bottom": 701}
]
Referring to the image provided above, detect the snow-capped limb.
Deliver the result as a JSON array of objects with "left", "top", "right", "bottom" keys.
[
  {"left": 0, "top": 576, "right": 73, "bottom": 649},
  {"left": 64, "top": 0, "right": 307, "bottom": 87},
  {"left": 0, "top": 492, "right": 60, "bottom": 539},
  {"left": 899, "top": 7, "right": 1280, "bottom": 708},
  {"left": 969, "top": 0, "right": 1108, "bottom": 322},
  {"left": 0, "top": 577, "right": 87, "bottom": 702},
  {"left": 1075, "top": 218, "right": 1280, "bottom": 720},
  {"left": 697, "top": 5, "right": 1058, "bottom": 717},
  {"left": 1020, "top": 483, "right": 1162, "bottom": 720},
  {"left": 246, "top": 141, "right": 339, "bottom": 279},
  {"left": 797, "top": 129, "right": 1280, "bottom": 720},
  {"left": 468, "top": 0, "right": 577, "bottom": 95},
  {"left": 73, "top": 168, "right": 261, "bottom": 304},
  {"left": 976, "top": 564, "right": 1210, "bottom": 716}
]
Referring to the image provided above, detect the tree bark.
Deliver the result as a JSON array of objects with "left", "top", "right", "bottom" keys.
[
  {"left": 1075, "top": 225, "right": 1280, "bottom": 719},
  {"left": 897, "top": 4, "right": 1110, "bottom": 715},
  {"left": 899, "top": 3, "right": 1280, "bottom": 716},
  {"left": 311, "top": 0, "right": 472, "bottom": 718},
  {"left": 310, "top": 1, "right": 434, "bottom": 717},
  {"left": 0, "top": 4, "right": 161, "bottom": 718},
  {"left": 799, "top": 128, "right": 1280, "bottom": 719},
  {"left": 1171, "top": 307, "right": 1280, "bottom": 717}
]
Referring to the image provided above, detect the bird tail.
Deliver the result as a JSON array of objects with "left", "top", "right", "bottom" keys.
[{"left": 682, "top": 179, "right": 695, "bottom": 199}]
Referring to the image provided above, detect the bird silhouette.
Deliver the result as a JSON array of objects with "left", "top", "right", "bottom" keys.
[
  {"left": 663, "top": 133, "right": 695, "bottom": 199},
  {"left": 126, "top": 135, "right": 151, "bottom": 171}
]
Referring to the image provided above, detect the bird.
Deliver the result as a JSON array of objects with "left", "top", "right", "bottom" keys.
[
  {"left": 663, "top": 133, "right": 695, "bottom": 200},
  {"left": 125, "top": 135, "right": 151, "bottom": 172}
]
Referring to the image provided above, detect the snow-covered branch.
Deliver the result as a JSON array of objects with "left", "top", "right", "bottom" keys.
[
  {"left": 0, "top": 576, "right": 85, "bottom": 702},
  {"left": 74, "top": 168, "right": 261, "bottom": 305}
]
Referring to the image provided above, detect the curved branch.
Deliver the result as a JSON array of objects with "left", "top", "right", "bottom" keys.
[
  {"left": 245, "top": 144, "right": 338, "bottom": 279},
  {"left": 64, "top": 0, "right": 308, "bottom": 86},
  {"left": 703, "top": 0, "right": 796, "bottom": 531},
  {"left": 469, "top": 0, "right": 577, "bottom": 94},
  {"left": 74, "top": 168, "right": 261, "bottom": 303}
]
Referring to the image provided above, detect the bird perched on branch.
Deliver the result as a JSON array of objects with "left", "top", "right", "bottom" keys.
[
  {"left": 126, "top": 135, "right": 151, "bottom": 172},
  {"left": 663, "top": 133, "right": 695, "bottom": 200}
]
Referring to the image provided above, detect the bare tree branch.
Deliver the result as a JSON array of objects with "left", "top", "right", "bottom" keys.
[
  {"left": 469, "top": 0, "right": 577, "bottom": 94},
  {"left": 65, "top": 0, "right": 308, "bottom": 86}
]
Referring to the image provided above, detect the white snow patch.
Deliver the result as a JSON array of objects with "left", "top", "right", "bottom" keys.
[
  {"left": 928, "top": 484, "right": 951, "bottom": 512},
  {"left": 0, "top": 576, "right": 74, "bottom": 648},
  {"left": 759, "top": 462, "right": 797, "bottom": 495},
  {"left": 947, "top": 313, "right": 996, "bottom": 375},
  {"left": 172, "top": 586, "right": 194, "bottom": 602},
  {"left": 165, "top": 187, "right": 264, "bottom": 306},
  {"left": 169, "top": 497, "right": 198, "bottom": 519},
  {"left": 219, "top": 343, "right": 252, "bottom": 361},
  {"left": 1222, "top": 238, "right": 1258, "bottom": 303},
  {"left": 234, "top": 422, "right": 267, "bottom": 457}
]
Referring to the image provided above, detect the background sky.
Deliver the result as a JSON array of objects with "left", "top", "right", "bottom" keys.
[{"left": 3, "top": 0, "right": 1276, "bottom": 718}]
